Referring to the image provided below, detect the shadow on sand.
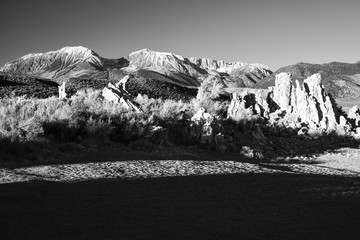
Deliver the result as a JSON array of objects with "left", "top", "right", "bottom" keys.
[{"left": 1, "top": 173, "right": 360, "bottom": 240}]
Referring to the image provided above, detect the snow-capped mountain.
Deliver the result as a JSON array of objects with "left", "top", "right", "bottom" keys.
[
  {"left": 0, "top": 46, "right": 272, "bottom": 88},
  {"left": 0, "top": 46, "right": 128, "bottom": 80}
]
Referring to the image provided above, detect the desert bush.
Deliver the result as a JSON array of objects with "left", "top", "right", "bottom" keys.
[
  {"left": 135, "top": 94, "right": 195, "bottom": 121},
  {"left": 191, "top": 97, "right": 229, "bottom": 118},
  {"left": 0, "top": 87, "right": 229, "bottom": 149},
  {"left": 0, "top": 89, "right": 135, "bottom": 141},
  {"left": 197, "top": 75, "right": 227, "bottom": 101}
]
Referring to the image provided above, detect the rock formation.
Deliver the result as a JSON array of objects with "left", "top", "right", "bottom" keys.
[
  {"left": 227, "top": 89, "right": 269, "bottom": 121},
  {"left": 348, "top": 106, "right": 360, "bottom": 127},
  {"left": 102, "top": 76, "right": 142, "bottom": 113},
  {"left": 114, "top": 75, "right": 130, "bottom": 93},
  {"left": 58, "top": 82, "right": 67, "bottom": 99},
  {"left": 254, "top": 61, "right": 360, "bottom": 100},
  {"left": 272, "top": 73, "right": 292, "bottom": 111},
  {"left": 267, "top": 73, "right": 343, "bottom": 135},
  {"left": 228, "top": 73, "right": 352, "bottom": 137}
]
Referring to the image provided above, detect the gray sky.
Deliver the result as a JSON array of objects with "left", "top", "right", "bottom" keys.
[{"left": 0, "top": 0, "right": 359, "bottom": 70}]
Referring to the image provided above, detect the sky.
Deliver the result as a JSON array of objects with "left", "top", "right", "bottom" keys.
[{"left": 0, "top": 0, "right": 360, "bottom": 71}]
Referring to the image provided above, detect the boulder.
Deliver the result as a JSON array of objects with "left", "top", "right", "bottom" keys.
[
  {"left": 102, "top": 80, "right": 143, "bottom": 113},
  {"left": 114, "top": 75, "right": 130, "bottom": 92}
]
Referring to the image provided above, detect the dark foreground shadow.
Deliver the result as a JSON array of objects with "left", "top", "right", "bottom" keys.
[{"left": 1, "top": 173, "right": 360, "bottom": 240}]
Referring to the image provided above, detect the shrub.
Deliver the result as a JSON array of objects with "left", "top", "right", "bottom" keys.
[
  {"left": 0, "top": 88, "right": 227, "bottom": 149},
  {"left": 197, "top": 75, "right": 227, "bottom": 100},
  {"left": 0, "top": 89, "right": 134, "bottom": 142}
]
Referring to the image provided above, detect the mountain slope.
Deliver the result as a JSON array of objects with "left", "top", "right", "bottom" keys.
[
  {"left": 123, "top": 48, "right": 272, "bottom": 88},
  {"left": 0, "top": 46, "right": 129, "bottom": 81},
  {"left": 0, "top": 47, "right": 272, "bottom": 89},
  {"left": 254, "top": 62, "right": 360, "bottom": 99}
]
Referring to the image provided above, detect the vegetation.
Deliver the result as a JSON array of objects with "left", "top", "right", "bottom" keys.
[
  {"left": 0, "top": 73, "right": 58, "bottom": 98},
  {"left": 0, "top": 86, "right": 232, "bottom": 162},
  {"left": 126, "top": 75, "right": 197, "bottom": 100}
]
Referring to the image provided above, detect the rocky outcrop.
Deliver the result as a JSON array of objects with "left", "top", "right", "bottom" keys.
[
  {"left": 272, "top": 73, "right": 293, "bottom": 111},
  {"left": 227, "top": 89, "right": 269, "bottom": 121},
  {"left": 254, "top": 61, "right": 360, "bottom": 99},
  {"left": 347, "top": 106, "right": 360, "bottom": 140},
  {"left": 58, "top": 82, "right": 67, "bottom": 99},
  {"left": 114, "top": 75, "right": 130, "bottom": 93},
  {"left": 268, "top": 73, "right": 343, "bottom": 134},
  {"left": 228, "top": 73, "right": 353, "bottom": 138},
  {"left": 348, "top": 105, "right": 360, "bottom": 127},
  {"left": 102, "top": 76, "right": 142, "bottom": 113}
]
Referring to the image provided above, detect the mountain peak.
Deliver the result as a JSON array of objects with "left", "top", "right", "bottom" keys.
[
  {"left": 129, "top": 48, "right": 177, "bottom": 57},
  {"left": 58, "top": 46, "right": 93, "bottom": 54},
  {"left": 20, "top": 46, "right": 94, "bottom": 59},
  {"left": 54, "top": 46, "right": 97, "bottom": 60},
  {"left": 1, "top": 46, "right": 272, "bottom": 88},
  {"left": 0, "top": 46, "right": 102, "bottom": 79}
]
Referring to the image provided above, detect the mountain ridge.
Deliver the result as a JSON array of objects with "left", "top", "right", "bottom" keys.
[{"left": 0, "top": 46, "right": 272, "bottom": 88}]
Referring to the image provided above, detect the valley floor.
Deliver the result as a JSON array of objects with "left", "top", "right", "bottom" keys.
[{"left": 1, "top": 147, "right": 360, "bottom": 239}]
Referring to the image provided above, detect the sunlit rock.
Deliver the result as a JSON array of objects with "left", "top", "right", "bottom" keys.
[
  {"left": 227, "top": 89, "right": 269, "bottom": 121},
  {"left": 272, "top": 72, "right": 292, "bottom": 111},
  {"left": 58, "top": 82, "right": 67, "bottom": 99},
  {"left": 102, "top": 79, "right": 142, "bottom": 113},
  {"left": 348, "top": 105, "right": 360, "bottom": 127},
  {"left": 227, "top": 72, "right": 355, "bottom": 138}
]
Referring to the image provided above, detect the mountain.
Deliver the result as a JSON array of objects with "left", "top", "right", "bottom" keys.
[
  {"left": 0, "top": 46, "right": 128, "bottom": 80},
  {"left": 254, "top": 62, "right": 360, "bottom": 99},
  {"left": 0, "top": 46, "right": 272, "bottom": 89}
]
